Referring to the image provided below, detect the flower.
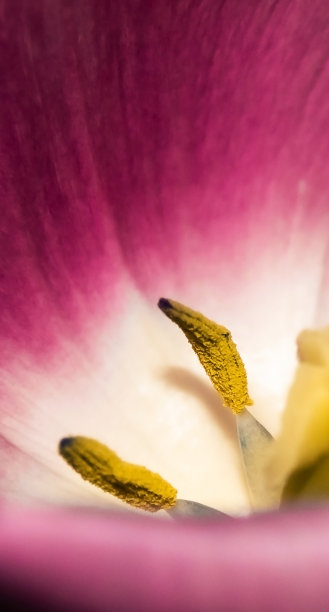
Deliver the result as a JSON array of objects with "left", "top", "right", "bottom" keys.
[{"left": 1, "top": 0, "right": 329, "bottom": 609}]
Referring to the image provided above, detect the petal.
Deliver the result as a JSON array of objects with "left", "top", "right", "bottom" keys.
[
  {"left": 1, "top": 503, "right": 329, "bottom": 611},
  {"left": 0, "top": 1, "right": 329, "bottom": 511}
]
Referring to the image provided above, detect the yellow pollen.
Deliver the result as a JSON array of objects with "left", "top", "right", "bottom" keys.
[
  {"left": 158, "top": 298, "right": 253, "bottom": 414},
  {"left": 59, "top": 436, "right": 177, "bottom": 512}
]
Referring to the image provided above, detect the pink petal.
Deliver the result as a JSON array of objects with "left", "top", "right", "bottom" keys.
[
  {"left": 0, "top": 0, "right": 329, "bottom": 518},
  {"left": 1, "top": 503, "right": 329, "bottom": 611},
  {"left": 0, "top": 0, "right": 328, "bottom": 355}
]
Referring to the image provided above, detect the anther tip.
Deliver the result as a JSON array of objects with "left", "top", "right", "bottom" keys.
[
  {"left": 59, "top": 437, "right": 74, "bottom": 452},
  {"left": 158, "top": 297, "right": 173, "bottom": 311}
]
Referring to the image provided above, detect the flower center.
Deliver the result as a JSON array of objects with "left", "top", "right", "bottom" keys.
[
  {"left": 58, "top": 298, "right": 329, "bottom": 514},
  {"left": 59, "top": 298, "right": 252, "bottom": 514}
]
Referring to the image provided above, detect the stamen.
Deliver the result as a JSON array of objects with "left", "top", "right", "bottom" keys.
[
  {"left": 158, "top": 298, "right": 253, "bottom": 414},
  {"left": 59, "top": 436, "right": 177, "bottom": 512}
]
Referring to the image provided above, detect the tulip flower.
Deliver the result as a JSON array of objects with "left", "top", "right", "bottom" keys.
[{"left": 1, "top": 0, "right": 329, "bottom": 610}]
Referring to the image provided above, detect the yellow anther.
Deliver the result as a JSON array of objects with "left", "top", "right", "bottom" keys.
[
  {"left": 59, "top": 436, "right": 177, "bottom": 512},
  {"left": 158, "top": 298, "right": 253, "bottom": 414}
]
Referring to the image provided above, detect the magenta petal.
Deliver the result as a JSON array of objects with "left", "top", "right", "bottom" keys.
[
  {"left": 1, "top": 0, "right": 329, "bottom": 360},
  {"left": 1, "top": 3, "right": 329, "bottom": 608},
  {"left": 1, "top": 504, "right": 329, "bottom": 611}
]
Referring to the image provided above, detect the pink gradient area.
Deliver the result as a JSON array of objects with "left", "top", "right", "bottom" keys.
[
  {"left": 1, "top": 503, "right": 329, "bottom": 611},
  {"left": 0, "top": 1, "right": 128, "bottom": 362},
  {"left": 0, "top": 0, "right": 328, "bottom": 369},
  {"left": 1, "top": 3, "right": 329, "bottom": 606},
  {"left": 52, "top": 0, "right": 329, "bottom": 301}
]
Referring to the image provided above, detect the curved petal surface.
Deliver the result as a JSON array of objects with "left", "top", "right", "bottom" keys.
[
  {"left": 1, "top": 503, "right": 329, "bottom": 611},
  {"left": 0, "top": 1, "right": 329, "bottom": 511}
]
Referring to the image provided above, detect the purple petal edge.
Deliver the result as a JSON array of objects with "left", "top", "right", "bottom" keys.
[{"left": 0, "top": 504, "right": 329, "bottom": 611}]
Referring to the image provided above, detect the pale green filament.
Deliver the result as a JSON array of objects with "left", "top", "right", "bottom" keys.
[
  {"left": 158, "top": 298, "right": 253, "bottom": 414},
  {"left": 59, "top": 436, "right": 177, "bottom": 511}
]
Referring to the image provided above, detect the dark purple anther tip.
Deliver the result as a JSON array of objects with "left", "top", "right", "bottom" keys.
[
  {"left": 158, "top": 298, "right": 173, "bottom": 311},
  {"left": 59, "top": 437, "right": 73, "bottom": 452}
]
